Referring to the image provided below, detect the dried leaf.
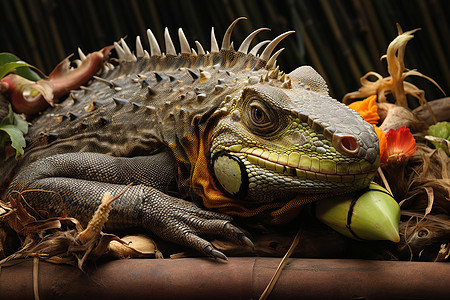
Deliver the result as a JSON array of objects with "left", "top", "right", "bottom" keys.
[
  {"left": 434, "top": 243, "right": 450, "bottom": 262},
  {"left": 343, "top": 26, "right": 444, "bottom": 110},
  {"left": 108, "top": 234, "right": 161, "bottom": 258},
  {"left": 423, "top": 186, "right": 434, "bottom": 218},
  {"left": 22, "top": 219, "right": 62, "bottom": 234},
  {"left": 0, "top": 187, "right": 133, "bottom": 269}
]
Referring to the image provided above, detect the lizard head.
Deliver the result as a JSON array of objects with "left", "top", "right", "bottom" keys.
[{"left": 209, "top": 66, "right": 379, "bottom": 204}]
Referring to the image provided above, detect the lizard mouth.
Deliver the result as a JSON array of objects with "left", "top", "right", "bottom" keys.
[
  {"left": 235, "top": 147, "right": 378, "bottom": 186},
  {"left": 245, "top": 153, "right": 375, "bottom": 185}
]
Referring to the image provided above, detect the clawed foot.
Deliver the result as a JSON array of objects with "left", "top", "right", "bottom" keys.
[
  {"left": 196, "top": 223, "right": 255, "bottom": 260},
  {"left": 143, "top": 194, "right": 254, "bottom": 260}
]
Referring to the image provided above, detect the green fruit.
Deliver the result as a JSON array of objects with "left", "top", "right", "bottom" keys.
[{"left": 315, "top": 182, "right": 400, "bottom": 242}]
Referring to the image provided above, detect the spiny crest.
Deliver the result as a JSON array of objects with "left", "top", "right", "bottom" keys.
[
  {"left": 259, "top": 66, "right": 293, "bottom": 89},
  {"left": 92, "top": 17, "right": 295, "bottom": 71},
  {"left": 73, "top": 18, "right": 297, "bottom": 103}
]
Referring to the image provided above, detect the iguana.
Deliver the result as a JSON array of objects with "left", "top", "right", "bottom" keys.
[{"left": 0, "top": 18, "right": 384, "bottom": 259}]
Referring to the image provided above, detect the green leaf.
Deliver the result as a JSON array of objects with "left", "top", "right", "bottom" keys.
[
  {"left": 0, "top": 125, "right": 26, "bottom": 157},
  {"left": 428, "top": 121, "right": 450, "bottom": 155},
  {"left": 13, "top": 110, "right": 29, "bottom": 134},
  {"left": 0, "top": 52, "right": 41, "bottom": 81},
  {"left": 0, "top": 104, "right": 29, "bottom": 158},
  {"left": 428, "top": 121, "right": 450, "bottom": 140},
  {"left": 0, "top": 104, "right": 14, "bottom": 126},
  {"left": 0, "top": 61, "right": 35, "bottom": 81}
]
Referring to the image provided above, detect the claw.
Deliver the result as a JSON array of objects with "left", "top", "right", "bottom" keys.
[
  {"left": 210, "top": 248, "right": 228, "bottom": 261},
  {"left": 224, "top": 222, "right": 255, "bottom": 250},
  {"left": 242, "top": 236, "right": 255, "bottom": 251}
]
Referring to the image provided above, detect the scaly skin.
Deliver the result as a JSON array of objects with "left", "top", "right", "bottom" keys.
[{"left": 0, "top": 19, "right": 379, "bottom": 259}]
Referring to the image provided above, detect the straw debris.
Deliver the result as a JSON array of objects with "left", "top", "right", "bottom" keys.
[{"left": 0, "top": 185, "right": 162, "bottom": 270}]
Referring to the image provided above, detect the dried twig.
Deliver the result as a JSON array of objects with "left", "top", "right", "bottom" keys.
[{"left": 259, "top": 226, "right": 302, "bottom": 300}]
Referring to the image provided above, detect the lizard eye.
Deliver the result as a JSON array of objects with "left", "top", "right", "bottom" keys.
[
  {"left": 246, "top": 98, "right": 278, "bottom": 135},
  {"left": 250, "top": 104, "right": 270, "bottom": 126}
]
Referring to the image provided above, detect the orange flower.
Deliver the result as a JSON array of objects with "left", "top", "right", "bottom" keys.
[
  {"left": 348, "top": 95, "right": 386, "bottom": 158},
  {"left": 348, "top": 95, "right": 379, "bottom": 125},
  {"left": 381, "top": 126, "right": 416, "bottom": 165},
  {"left": 374, "top": 125, "right": 387, "bottom": 161},
  {"left": 347, "top": 96, "right": 416, "bottom": 165}
]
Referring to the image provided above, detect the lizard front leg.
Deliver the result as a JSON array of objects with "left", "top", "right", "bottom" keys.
[{"left": 7, "top": 152, "right": 252, "bottom": 259}]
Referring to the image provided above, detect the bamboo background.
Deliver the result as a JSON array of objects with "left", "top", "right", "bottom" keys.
[{"left": 0, "top": 0, "right": 448, "bottom": 102}]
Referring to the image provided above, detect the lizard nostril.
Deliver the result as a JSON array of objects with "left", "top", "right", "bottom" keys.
[
  {"left": 333, "top": 134, "right": 360, "bottom": 156},
  {"left": 342, "top": 136, "right": 359, "bottom": 153}
]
